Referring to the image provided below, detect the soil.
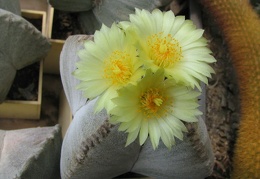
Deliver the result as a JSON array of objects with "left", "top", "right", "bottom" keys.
[
  {"left": 24, "top": 17, "right": 42, "bottom": 32},
  {"left": 7, "top": 62, "right": 40, "bottom": 101},
  {"left": 51, "top": 9, "right": 83, "bottom": 39}
]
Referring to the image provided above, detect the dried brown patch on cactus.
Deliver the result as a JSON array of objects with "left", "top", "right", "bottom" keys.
[{"left": 186, "top": 122, "right": 208, "bottom": 159}]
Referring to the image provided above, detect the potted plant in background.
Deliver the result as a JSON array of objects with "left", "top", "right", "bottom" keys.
[{"left": 0, "top": 0, "right": 50, "bottom": 120}]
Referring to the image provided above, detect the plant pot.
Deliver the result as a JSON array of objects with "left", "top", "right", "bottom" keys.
[
  {"left": 19, "top": 0, "right": 54, "bottom": 38},
  {"left": 0, "top": 61, "right": 43, "bottom": 120},
  {"left": 44, "top": 39, "right": 65, "bottom": 74},
  {"left": 58, "top": 89, "right": 73, "bottom": 138}
]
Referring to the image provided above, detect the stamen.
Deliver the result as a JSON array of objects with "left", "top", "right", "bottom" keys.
[
  {"left": 147, "top": 33, "right": 182, "bottom": 68},
  {"left": 153, "top": 98, "right": 163, "bottom": 106},
  {"left": 140, "top": 88, "right": 168, "bottom": 118},
  {"left": 104, "top": 50, "right": 133, "bottom": 86}
]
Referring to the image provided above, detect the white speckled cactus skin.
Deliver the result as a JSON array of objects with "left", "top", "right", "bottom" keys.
[
  {"left": 0, "top": 0, "right": 21, "bottom": 15},
  {"left": 0, "top": 125, "right": 61, "bottom": 178}
]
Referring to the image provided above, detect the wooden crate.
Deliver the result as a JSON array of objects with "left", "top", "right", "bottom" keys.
[
  {"left": 44, "top": 39, "right": 65, "bottom": 74},
  {"left": 19, "top": 0, "right": 54, "bottom": 38},
  {"left": 58, "top": 89, "right": 72, "bottom": 138},
  {"left": 0, "top": 60, "right": 43, "bottom": 120},
  {"left": 21, "top": 10, "right": 46, "bottom": 35}
]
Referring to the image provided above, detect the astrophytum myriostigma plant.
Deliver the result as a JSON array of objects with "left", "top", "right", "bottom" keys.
[{"left": 74, "top": 8, "right": 216, "bottom": 149}]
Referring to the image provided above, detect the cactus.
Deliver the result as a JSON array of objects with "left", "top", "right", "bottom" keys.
[
  {"left": 0, "top": 0, "right": 21, "bottom": 15},
  {"left": 197, "top": 0, "right": 260, "bottom": 178},
  {"left": 59, "top": 35, "right": 214, "bottom": 179}
]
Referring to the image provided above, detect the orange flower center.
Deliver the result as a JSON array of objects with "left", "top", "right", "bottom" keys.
[
  {"left": 104, "top": 50, "right": 133, "bottom": 86},
  {"left": 140, "top": 88, "right": 169, "bottom": 118},
  {"left": 147, "top": 33, "right": 182, "bottom": 68}
]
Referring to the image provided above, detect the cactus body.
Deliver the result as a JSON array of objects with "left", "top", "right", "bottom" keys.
[{"left": 198, "top": 0, "right": 260, "bottom": 178}]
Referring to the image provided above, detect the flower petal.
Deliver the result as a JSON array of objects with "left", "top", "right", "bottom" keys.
[
  {"left": 95, "top": 87, "right": 117, "bottom": 113},
  {"left": 148, "top": 119, "right": 161, "bottom": 149},
  {"left": 125, "top": 127, "right": 140, "bottom": 147},
  {"left": 139, "top": 120, "right": 149, "bottom": 145}
]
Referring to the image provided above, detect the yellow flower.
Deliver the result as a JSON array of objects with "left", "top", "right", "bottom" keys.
[
  {"left": 109, "top": 70, "right": 202, "bottom": 149},
  {"left": 128, "top": 8, "right": 216, "bottom": 90},
  {"left": 74, "top": 23, "right": 145, "bottom": 112}
]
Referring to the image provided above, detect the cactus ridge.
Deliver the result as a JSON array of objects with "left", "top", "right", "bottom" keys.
[
  {"left": 198, "top": 0, "right": 260, "bottom": 178},
  {"left": 63, "top": 119, "right": 114, "bottom": 178}
]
